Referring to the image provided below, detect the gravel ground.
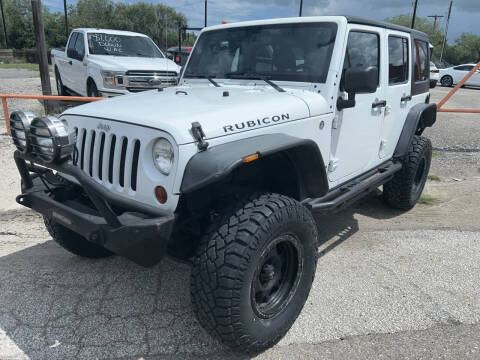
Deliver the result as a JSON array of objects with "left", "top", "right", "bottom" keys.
[{"left": 0, "top": 70, "right": 479, "bottom": 359}]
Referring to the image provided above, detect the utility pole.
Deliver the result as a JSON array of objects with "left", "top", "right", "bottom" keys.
[
  {"left": 0, "top": 0, "right": 7, "bottom": 48},
  {"left": 428, "top": 14, "right": 444, "bottom": 33},
  {"left": 440, "top": 0, "right": 453, "bottom": 63},
  {"left": 204, "top": 0, "right": 207, "bottom": 27},
  {"left": 31, "top": 0, "right": 52, "bottom": 111},
  {"left": 63, "top": 0, "right": 69, "bottom": 41},
  {"left": 299, "top": 0, "right": 303, "bottom": 17},
  {"left": 411, "top": 0, "right": 419, "bottom": 28}
]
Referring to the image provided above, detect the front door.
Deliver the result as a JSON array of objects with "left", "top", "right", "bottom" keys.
[
  {"left": 380, "top": 30, "right": 411, "bottom": 159},
  {"left": 69, "top": 33, "right": 88, "bottom": 95},
  {"left": 329, "top": 26, "right": 385, "bottom": 183}
]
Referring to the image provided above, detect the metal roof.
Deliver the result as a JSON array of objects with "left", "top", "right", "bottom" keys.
[{"left": 345, "top": 16, "right": 429, "bottom": 39}]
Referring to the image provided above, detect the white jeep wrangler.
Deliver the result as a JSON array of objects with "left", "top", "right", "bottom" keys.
[{"left": 9, "top": 16, "right": 436, "bottom": 354}]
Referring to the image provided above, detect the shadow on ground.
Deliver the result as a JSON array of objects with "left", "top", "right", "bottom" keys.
[{"left": 0, "top": 193, "right": 404, "bottom": 359}]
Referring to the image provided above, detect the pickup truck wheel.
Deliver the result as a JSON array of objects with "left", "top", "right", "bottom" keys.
[
  {"left": 43, "top": 216, "right": 113, "bottom": 258},
  {"left": 190, "top": 193, "right": 318, "bottom": 354},
  {"left": 87, "top": 81, "right": 100, "bottom": 97},
  {"left": 55, "top": 69, "right": 67, "bottom": 96},
  {"left": 383, "top": 135, "right": 432, "bottom": 210}
]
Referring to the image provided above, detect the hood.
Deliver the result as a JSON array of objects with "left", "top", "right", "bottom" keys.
[
  {"left": 63, "top": 84, "right": 330, "bottom": 145},
  {"left": 89, "top": 55, "right": 181, "bottom": 73}
]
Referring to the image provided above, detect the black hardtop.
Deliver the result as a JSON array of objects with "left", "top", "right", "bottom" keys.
[{"left": 345, "top": 16, "right": 429, "bottom": 40}]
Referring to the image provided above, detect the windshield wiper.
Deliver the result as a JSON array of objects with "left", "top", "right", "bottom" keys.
[
  {"left": 184, "top": 74, "right": 221, "bottom": 87},
  {"left": 224, "top": 72, "right": 285, "bottom": 92}
]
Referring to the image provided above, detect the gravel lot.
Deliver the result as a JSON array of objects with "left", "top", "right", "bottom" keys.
[{"left": 0, "top": 69, "right": 479, "bottom": 359}]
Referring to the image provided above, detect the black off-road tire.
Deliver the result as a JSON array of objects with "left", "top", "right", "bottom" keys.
[
  {"left": 190, "top": 193, "right": 318, "bottom": 354},
  {"left": 44, "top": 216, "right": 113, "bottom": 258},
  {"left": 383, "top": 135, "right": 432, "bottom": 210}
]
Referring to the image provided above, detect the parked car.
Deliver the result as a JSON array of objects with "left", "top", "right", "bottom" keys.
[
  {"left": 166, "top": 46, "right": 192, "bottom": 66},
  {"left": 51, "top": 29, "right": 181, "bottom": 97},
  {"left": 10, "top": 16, "right": 435, "bottom": 354},
  {"left": 430, "top": 61, "right": 439, "bottom": 88},
  {"left": 439, "top": 63, "right": 480, "bottom": 87}
]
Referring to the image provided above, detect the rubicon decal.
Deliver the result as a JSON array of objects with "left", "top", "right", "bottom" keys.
[{"left": 223, "top": 113, "right": 290, "bottom": 133}]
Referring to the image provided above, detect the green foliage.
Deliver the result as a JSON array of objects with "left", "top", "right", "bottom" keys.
[
  {"left": 427, "top": 174, "right": 441, "bottom": 181},
  {"left": 418, "top": 195, "right": 437, "bottom": 205},
  {"left": 0, "top": 0, "right": 192, "bottom": 51},
  {"left": 386, "top": 14, "right": 480, "bottom": 65}
]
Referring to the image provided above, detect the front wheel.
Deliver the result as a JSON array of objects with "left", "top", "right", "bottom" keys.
[
  {"left": 190, "top": 193, "right": 318, "bottom": 354},
  {"left": 87, "top": 80, "right": 100, "bottom": 97},
  {"left": 44, "top": 216, "right": 113, "bottom": 258}
]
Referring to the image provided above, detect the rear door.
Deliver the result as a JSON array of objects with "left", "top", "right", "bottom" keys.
[
  {"left": 380, "top": 30, "right": 411, "bottom": 159},
  {"left": 329, "top": 25, "right": 386, "bottom": 182}
]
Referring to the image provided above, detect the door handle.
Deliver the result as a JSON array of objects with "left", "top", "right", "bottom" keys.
[
  {"left": 372, "top": 100, "right": 387, "bottom": 109},
  {"left": 401, "top": 95, "right": 412, "bottom": 102},
  {"left": 68, "top": 60, "right": 72, "bottom": 65}
]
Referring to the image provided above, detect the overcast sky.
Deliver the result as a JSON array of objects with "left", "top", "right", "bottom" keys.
[
  {"left": 165, "top": 0, "right": 480, "bottom": 42},
  {"left": 47, "top": 0, "right": 480, "bottom": 42}
]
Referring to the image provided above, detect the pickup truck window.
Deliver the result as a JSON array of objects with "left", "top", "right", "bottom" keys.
[
  {"left": 67, "top": 32, "right": 78, "bottom": 51},
  {"left": 74, "top": 33, "right": 85, "bottom": 58},
  {"left": 184, "top": 22, "right": 338, "bottom": 83},
  {"left": 87, "top": 33, "right": 163, "bottom": 58}
]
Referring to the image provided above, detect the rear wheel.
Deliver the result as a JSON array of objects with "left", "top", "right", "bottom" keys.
[
  {"left": 190, "top": 193, "right": 318, "bottom": 354},
  {"left": 44, "top": 216, "right": 113, "bottom": 258},
  {"left": 55, "top": 68, "right": 67, "bottom": 96},
  {"left": 383, "top": 135, "right": 432, "bottom": 210},
  {"left": 440, "top": 75, "right": 453, "bottom": 87}
]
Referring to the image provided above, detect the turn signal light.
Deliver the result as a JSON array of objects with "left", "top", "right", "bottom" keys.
[
  {"left": 242, "top": 153, "right": 259, "bottom": 163},
  {"left": 155, "top": 186, "right": 168, "bottom": 204}
]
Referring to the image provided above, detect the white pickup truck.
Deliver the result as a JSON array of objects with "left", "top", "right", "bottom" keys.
[{"left": 51, "top": 28, "right": 181, "bottom": 97}]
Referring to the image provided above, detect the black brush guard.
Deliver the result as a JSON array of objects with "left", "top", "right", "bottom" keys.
[{"left": 14, "top": 151, "right": 175, "bottom": 267}]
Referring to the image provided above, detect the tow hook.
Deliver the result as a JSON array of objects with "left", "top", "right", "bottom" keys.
[{"left": 191, "top": 122, "right": 209, "bottom": 151}]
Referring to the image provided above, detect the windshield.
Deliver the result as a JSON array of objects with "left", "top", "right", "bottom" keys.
[
  {"left": 184, "top": 22, "right": 337, "bottom": 83},
  {"left": 87, "top": 33, "right": 163, "bottom": 58}
]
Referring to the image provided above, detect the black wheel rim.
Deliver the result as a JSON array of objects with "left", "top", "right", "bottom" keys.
[
  {"left": 413, "top": 157, "right": 426, "bottom": 194},
  {"left": 442, "top": 77, "right": 452, "bottom": 87},
  {"left": 251, "top": 234, "right": 303, "bottom": 319}
]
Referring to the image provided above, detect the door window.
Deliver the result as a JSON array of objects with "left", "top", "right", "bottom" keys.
[
  {"left": 74, "top": 33, "right": 85, "bottom": 59},
  {"left": 67, "top": 32, "right": 78, "bottom": 51},
  {"left": 413, "top": 39, "right": 429, "bottom": 81},
  {"left": 343, "top": 31, "right": 380, "bottom": 86},
  {"left": 454, "top": 65, "right": 473, "bottom": 71},
  {"left": 388, "top": 36, "right": 409, "bottom": 85}
]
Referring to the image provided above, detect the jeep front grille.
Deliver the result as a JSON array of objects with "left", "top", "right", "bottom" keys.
[{"left": 75, "top": 128, "right": 141, "bottom": 191}]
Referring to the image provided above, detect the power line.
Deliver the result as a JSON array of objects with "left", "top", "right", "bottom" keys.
[{"left": 299, "top": 0, "right": 303, "bottom": 17}]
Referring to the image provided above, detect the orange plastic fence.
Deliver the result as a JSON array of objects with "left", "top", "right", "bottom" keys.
[
  {"left": 1, "top": 94, "right": 106, "bottom": 134},
  {"left": 436, "top": 61, "right": 480, "bottom": 114}
]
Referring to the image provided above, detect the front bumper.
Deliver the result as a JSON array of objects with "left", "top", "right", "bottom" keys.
[{"left": 14, "top": 151, "right": 175, "bottom": 267}]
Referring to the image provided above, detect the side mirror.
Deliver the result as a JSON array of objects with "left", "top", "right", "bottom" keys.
[
  {"left": 337, "top": 66, "right": 378, "bottom": 111},
  {"left": 67, "top": 48, "right": 83, "bottom": 61}
]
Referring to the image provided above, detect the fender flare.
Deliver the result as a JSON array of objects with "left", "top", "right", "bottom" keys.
[
  {"left": 180, "top": 133, "right": 329, "bottom": 198},
  {"left": 394, "top": 103, "right": 436, "bottom": 158}
]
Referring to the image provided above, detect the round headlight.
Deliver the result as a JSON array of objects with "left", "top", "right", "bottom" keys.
[
  {"left": 152, "top": 138, "right": 174, "bottom": 175},
  {"left": 9, "top": 111, "right": 35, "bottom": 153},
  {"left": 30, "top": 116, "right": 76, "bottom": 163}
]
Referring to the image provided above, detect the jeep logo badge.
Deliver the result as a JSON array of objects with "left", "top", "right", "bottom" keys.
[{"left": 97, "top": 123, "right": 111, "bottom": 132}]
